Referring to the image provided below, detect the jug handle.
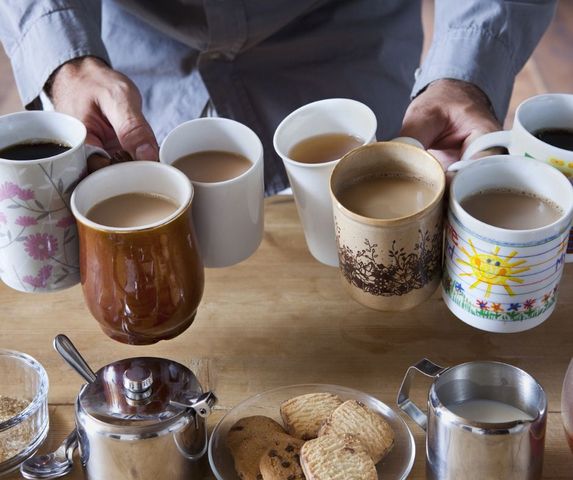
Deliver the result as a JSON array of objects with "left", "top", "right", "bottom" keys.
[{"left": 396, "top": 358, "right": 448, "bottom": 431}]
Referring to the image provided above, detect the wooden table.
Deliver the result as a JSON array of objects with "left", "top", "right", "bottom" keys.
[{"left": 3, "top": 196, "right": 573, "bottom": 479}]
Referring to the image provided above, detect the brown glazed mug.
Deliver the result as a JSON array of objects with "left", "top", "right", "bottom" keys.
[
  {"left": 330, "top": 140, "right": 445, "bottom": 311},
  {"left": 71, "top": 161, "right": 204, "bottom": 345}
]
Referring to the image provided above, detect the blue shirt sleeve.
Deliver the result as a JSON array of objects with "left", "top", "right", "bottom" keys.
[
  {"left": 412, "top": 0, "right": 557, "bottom": 121},
  {"left": 0, "top": 1, "right": 110, "bottom": 107}
]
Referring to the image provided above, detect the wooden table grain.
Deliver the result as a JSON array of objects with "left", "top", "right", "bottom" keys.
[{"left": 2, "top": 196, "right": 573, "bottom": 479}]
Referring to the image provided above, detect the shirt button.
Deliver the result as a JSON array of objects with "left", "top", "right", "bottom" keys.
[{"left": 207, "top": 52, "right": 222, "bottom": 60}]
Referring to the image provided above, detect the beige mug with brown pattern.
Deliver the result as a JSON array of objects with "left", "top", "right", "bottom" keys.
[{"left": 330, "top": 140, "right": 445, "bottom": 311}]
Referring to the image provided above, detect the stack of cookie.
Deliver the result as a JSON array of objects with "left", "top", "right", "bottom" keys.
[{"left": 227, "top": 392, "right": 395, "bottom": 480}]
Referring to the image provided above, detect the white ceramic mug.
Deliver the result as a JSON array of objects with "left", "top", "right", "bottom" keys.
[
  {"left": 273, "top": 98, "right": 377, "bottom": 267},
  {"left": 457, "top": 93, "right": 573, "bottom": 259},
  {"left": 458, "top": 94, "right": 573, "bottom": 177},
  {"left": 160, "top": 118, "right": 264, "bottom": 268},
  {"left": 444, "top": 155, "right": 573, "bottom": 333},
  {"left": 0, "top": 111, "right": 106, "bottom": 293}
]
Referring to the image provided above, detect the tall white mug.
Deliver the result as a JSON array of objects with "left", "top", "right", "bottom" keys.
[
  {"left": 160, "top": 118, "right": 264, "bottom": 268},
  {"left": 273, "top": 98, "right": 377, "bottom": 267}
]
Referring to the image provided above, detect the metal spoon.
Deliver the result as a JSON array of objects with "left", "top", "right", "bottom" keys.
[
  {"left": 20, "top": 430, "right": 78, "bottom": 479},
  {"left": 53, "top": 334, "right": 97, "bottom": 383}
]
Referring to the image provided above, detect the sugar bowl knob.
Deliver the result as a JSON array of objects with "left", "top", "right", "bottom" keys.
[{"left": 123, "top": 366, "right": 153, "bottom": 401}]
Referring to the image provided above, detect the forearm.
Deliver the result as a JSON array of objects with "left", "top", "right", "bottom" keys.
[
  {"left": 0, "top": 1, "right": 110, "bottom": 108},
  {"left": 414, "top": 0, "right": 557, "bottom": 122}
]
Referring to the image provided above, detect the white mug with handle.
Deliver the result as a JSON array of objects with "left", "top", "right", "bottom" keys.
[{"left": 457, "top": 93, "right": 573, "bottom": 175}]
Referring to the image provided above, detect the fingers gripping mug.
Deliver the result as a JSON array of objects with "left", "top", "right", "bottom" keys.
[{"left": 0, "top": 111, "right": 107, "bottom": 292}]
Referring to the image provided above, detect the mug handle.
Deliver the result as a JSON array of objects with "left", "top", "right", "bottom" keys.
[
  {"left": 85, "top": 144, "right": 110, "bottom": 159},
  {"left": 391, "top": 136, "right": 424, "bottom": 149},
  {"left": 448, "top": 131, "right": 512, "bottom": 172},
  {"left": 396, "top": 358, "right": 448, "bottom": 431}
]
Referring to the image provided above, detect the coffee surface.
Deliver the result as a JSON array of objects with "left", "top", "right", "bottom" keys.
[
  {"left": 534, "top": 128, "right": 573, "bottom": 151},
  {"left": 87, "top": 192, "right": 179, "bottom": 228},
  {"left": 461, "top": 189, "right": 562, "bottom": 230},
  {"left": 0, "top": 140, "right": 70, "bottom": 160},
  {"left": 447, "top": 399, "right": 533, "bottom": 423},
  {"left": 337, "top": 175, "right": 435, "bottom": 219},
  {"left": 288, "top": 133, "right": 364, "bottom": 164},
  {"left": 172, "top": 150, "right": 252, "bottom": 183}
]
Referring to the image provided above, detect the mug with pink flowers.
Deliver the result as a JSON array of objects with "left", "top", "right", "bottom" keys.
[{"left": 0, "top": 111, "right": 105, "bottom": 292}]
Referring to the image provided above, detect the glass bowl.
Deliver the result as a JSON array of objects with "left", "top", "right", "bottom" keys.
[
  {"left": 209, "top": 384, "right": 415, "bottom": 480},
  {"left": 0, "top": 350, "right": 49, "bottom": 476}
]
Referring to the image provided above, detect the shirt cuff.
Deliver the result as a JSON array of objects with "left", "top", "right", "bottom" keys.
[
  {"left": 412, "top": 26, "right": 515, "bottom": 122},
  {"left": 8, "top": 7, "right": 110, "bottom": 108}
]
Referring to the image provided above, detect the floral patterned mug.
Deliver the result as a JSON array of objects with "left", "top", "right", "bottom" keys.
[
  {"left": 330, "top": 141, "right": 446, "bottom": 311},
  {"left": 0, "top": 111, "right": 105, "bottom": 292},
  {"left": 444, "top": 155, "right": 573, "bottom": 333}
]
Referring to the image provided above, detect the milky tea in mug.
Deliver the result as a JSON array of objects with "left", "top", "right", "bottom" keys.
[
  {"left": 86, "top": 192, "right": 179, "bottom": 228},
  {"left": 330, "top": 141, "right": 445, "bottom": 311},
  {"left": 443, "top": 156, "right": 573, "bottom": 333},
  {"left": 172, "top": 150, "right": 252, "bottom": 183},
  {"left": 160, "top": 118, "right": 264, "bottom": 268}
]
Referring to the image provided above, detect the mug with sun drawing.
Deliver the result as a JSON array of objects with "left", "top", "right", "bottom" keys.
[{"left": 442, "top": 155, "right": 573, "bottom": 333}]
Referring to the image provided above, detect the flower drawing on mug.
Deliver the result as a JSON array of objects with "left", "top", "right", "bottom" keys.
[
  {"left": 336, "top": 226, "right": 442, "bottom": 297},
  {"left": 22, "top": 264, "right": 53, "bottom": 289},
  {"left": 456, "top": 239, "right": 530, "bottom": 298},
  {"left": 23, "top": 233, "right": 58, "bottom": 261}
]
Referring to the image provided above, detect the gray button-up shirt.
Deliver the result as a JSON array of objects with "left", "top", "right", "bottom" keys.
[{"left": 0, "top": 0, "right": 557, "bottom": 194}]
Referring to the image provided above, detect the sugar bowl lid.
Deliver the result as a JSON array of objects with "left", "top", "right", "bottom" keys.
[{"left": 78, "top": 357, "right": 216, "bottom": 427}]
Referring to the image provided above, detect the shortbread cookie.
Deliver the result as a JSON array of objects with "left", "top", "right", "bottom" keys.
[
  {"left": 318, "top": 400, "right": 394, "bottom": 463},
  {"left": 280, "top": 393, "right": 343, "bottom": 440},
  {"left": 227, "top": 416, "right": 288, "bottom": 480},
  {"left": 259, "top": 435, "right": 305, "bottom": 480},
  {"left": 300, "top": 433, "right": 377, "bottom": 480}
]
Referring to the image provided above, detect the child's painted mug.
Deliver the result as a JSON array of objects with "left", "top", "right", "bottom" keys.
[{"left": 443, "top": 156, "right": 573, "bottom": 333}]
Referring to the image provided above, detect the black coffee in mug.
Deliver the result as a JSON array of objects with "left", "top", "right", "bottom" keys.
[
  {"left": 534, "top": 128, "right": 573, "bottom": 151},
  {"left": 0, "top": 140, "right": 71, "bottom": 160}
]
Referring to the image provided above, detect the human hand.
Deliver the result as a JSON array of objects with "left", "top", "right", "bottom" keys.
[
  {"left": 47, "top": 56, "right": 158, "bottom": 172},
  {"left": 399, "top": 79, "right": 502, "bottom": 170}
]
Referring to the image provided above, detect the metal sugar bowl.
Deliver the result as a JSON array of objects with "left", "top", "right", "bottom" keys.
[{"left": 21, "top": 335, "right": 216, "bottom": 480}]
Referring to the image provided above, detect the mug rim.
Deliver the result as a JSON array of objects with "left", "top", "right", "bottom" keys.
[
  {"left": 159, "top": 117, "right": 263, "bottom": 188},
  {"left": 450, "top": 155, "right": 573, "bottom": 239},
  {"left": 273, "top": 97, "right": 378, "bottom": 169},
  {"left": 0, "top": 111, "right": 87, "bottom": 165},
  {"left": 330, "top": 141, "right": 446, "bottom": 226},
  {"left": 429, "top": 360, "right": 546, "bottom": 430},
  {"left": 71, "top": 161, "right": 194, "bottom": 233},
  {"left": 515, "top": 93, "right": 573, "bottom": 158}
]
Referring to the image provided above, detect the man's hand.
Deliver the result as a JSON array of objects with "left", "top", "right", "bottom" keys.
[
  {"left": 399, "top": 79, "right": 502, "bottom": 170},
  {"left": 48, "top": 56, "right": 158, "bottom": 170}
]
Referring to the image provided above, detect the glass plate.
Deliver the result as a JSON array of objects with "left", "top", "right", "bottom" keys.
[{"left": 209, "top": 384, "right": 415, "bottom": 480}]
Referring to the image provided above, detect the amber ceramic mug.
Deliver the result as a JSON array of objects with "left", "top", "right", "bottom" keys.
[
  {"left": 330, "top": 141, "right": 445, "bottom": 311},
  {"left": 71, "top": 161, "right": 204, "bottom": 345}
]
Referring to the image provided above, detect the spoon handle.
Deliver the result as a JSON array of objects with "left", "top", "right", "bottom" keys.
[{"left": 54, "top": 335, "right": 97, "bottom": 383}]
